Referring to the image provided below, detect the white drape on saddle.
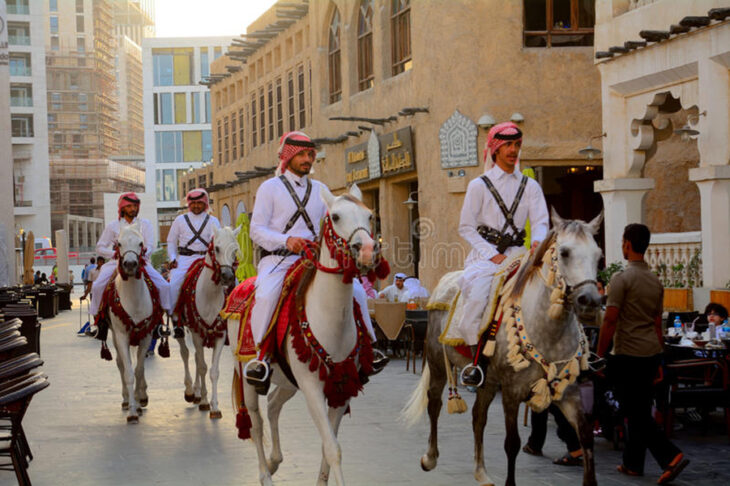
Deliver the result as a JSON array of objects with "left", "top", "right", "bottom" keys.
[{"left": 428, "top": 249, "right": 526, "bottom": 346}]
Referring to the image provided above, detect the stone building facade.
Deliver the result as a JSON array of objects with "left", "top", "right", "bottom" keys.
[{"left": 191, "top": 0, "right": 604, "bottom": 291}]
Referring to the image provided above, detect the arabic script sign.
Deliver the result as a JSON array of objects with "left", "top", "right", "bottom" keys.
[{"left": 379, "top": 127, "right": 415, "bottom": 177}]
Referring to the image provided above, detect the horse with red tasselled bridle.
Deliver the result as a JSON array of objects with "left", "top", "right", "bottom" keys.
[{"left": 226, "top": 184, "right": 389, "bottom": 486}]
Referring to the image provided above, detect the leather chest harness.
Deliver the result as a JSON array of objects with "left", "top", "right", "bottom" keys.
[
  {"left": 477, "top": 174, "right": 528, "bottom": 254},
  {"left": 177, "top": 214, "right": 210, "bottom": 256},
  {"left": 259, "top": 175, "right": 316, "bottom": 259}
]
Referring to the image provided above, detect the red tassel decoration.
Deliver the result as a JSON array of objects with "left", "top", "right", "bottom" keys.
[
  {"left": 319, "top": 362, "right": 328, "bottom": 382},
  {"left": 235, "top": 407, "right": 252, "bottom": 440},
  {"left": 100, "top": 342, "right": 112, "bottom": 361},
  {"left": 309, "top": 355, "right": 319, "bottom": 373},
  {"left": 158, "top": 337, "right": 170, "bottom": 358}
]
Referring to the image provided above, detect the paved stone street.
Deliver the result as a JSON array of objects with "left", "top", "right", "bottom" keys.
[{"left": 15, "top": 296, "right": 730, "bottom": 485}]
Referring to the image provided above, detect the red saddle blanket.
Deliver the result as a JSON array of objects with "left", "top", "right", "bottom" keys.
[{"left": 222, "top": 258, "right": 308, "bottom": 361}]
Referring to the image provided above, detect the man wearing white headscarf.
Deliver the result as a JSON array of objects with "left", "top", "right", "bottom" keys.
[
  {"left": 378, "top": 273, "right": 411, "bottom": 302},
  {"left": 458, "top": 122, "right": 549, "bottom": 386},
  {"left": 403, "top": 277, "right": 430, "bottom": 299}
]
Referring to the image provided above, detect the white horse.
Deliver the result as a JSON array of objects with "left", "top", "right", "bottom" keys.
[
  {"left": 109, "top": 223, "right": 161, "bottom": 423},
  {"left": 402, "top": 210, "right": 603, "bottom": 486},
  {"left": 176, "top": 226, "right": 240, "bottom": 418},
  {"left": 227, "top": 185, "right": 382, "bottom": 486}
]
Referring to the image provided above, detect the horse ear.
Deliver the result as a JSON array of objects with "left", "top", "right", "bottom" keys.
[
  {"left": 232, "top": 225, "right": 241, "bottom": 237},
  {"left": 587, "top": 211, "right": 604, "bottom": 235},
  {"left": 349, "top": 183, "right": 363, "bottom": 201},
  {"left": 550, "top": 207, "right": 565, "bottom": 229},
  {"left": 320, "top": 186, "right": 335, "bottom": 209}
]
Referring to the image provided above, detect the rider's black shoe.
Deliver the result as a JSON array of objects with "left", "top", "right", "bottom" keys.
[
  {"left": 246, "top": 362, "right": 272, "bottom": 396},
  {"left": 173, "top": 326, "right": 185, "bottom": 339},
  {"left": 461, "top": 365, "right": 484, "bottom": 387},
  {"left": 370, "top": 350, "right": 390, "bottom": 375}
]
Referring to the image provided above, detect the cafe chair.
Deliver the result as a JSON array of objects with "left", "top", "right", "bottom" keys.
[{"left": 404, "top": 309, "right": 429, "bottom": 374}]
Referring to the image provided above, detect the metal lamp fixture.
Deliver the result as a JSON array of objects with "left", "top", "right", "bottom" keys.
[
  {"left": 403, "top": 191, "right": 418, "bottom": 210},
  {"left": 674, "top": 111, "right": 705, "bottom": 141},
  {"left": 510, "top": 112, "right": 525, "bottom": 124},
  {"left": 578, "top": 133, "right": 607, "bottom": 160},
  {"left": 477, "top": 113, "right": 496, "bottom": 129}
]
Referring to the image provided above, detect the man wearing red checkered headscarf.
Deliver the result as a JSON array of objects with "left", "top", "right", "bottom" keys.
[
  {"left": 90, "top": 192, "right": 170, "bottom": 320},
  {"left": 457, "top": 122, "right": 549, "bottom": 386},
  {"left": 245, "top": 131, "right": 384, "bottom": 392}
]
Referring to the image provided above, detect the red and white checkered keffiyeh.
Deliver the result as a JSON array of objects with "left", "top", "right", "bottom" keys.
[
  {"left": 277, "top": 131, "right": 316, "bottom": 174},
  {"left": 484, "top": 122, "right": 522, "bottom": 171},
  {"left": 186, "top": 188, "right": 209, "bottom": 210},
  {"left": 117, "top": 192, "right": 140, "bottom": 219}
]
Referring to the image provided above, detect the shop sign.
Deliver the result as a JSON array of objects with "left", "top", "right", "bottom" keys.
[
  {"left": 345, "top": 142, "right": 370, "bottom": 185},
  {"left": 379, "top": 127, "right": 415, "bottom": 177}
]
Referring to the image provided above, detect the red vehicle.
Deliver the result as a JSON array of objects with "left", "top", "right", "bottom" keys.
[{"left": 34, "top": 248, "right": 79, "bottom": 260}]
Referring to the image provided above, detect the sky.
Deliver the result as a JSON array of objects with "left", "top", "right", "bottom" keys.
[{"left": 154, "top": 0, "right": 279, "bottom": 38}]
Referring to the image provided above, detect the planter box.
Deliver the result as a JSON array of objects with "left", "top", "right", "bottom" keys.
[
  {"left": 709, "top": 290, "right": 730, "bottom": 310},
  {"left": 664, "top": 288, "right": 693, "bottom": 311}
]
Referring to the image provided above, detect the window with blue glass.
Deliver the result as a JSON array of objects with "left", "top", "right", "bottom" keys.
[
  {"left": 49, "top": 0, "right": 57, "bottom": 11},
  {"left": 205, "top": 92, "right": 211, "bottom": 123},
  {"left": 153, "top": 51, "right": 174, "bottom": 86},
  {"left": 202, "top": 130, "right": 212, "bottom": 161},
  {"left": 159, "top": 93, "right": 173, "bottom": 124},
  {"left": 200, "top": 50, "right": 209, "bottom": 78},
  {"left": 50, "top": 17, "right": 59, "bottom": 34}
]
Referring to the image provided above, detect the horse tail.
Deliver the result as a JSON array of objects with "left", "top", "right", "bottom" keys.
[{"left": 400, "top": 362, "right": 430, "bottom": 428}]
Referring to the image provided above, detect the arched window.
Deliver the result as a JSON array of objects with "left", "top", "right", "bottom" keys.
[
  {"left": 235, "top": 201, "right": 246, "bottom": 219},
  {"left": 357, "top": 0, "right": 374, "bottom": 91},
  {"left": 328, "top": 8, "right": 342, "bottom": 103},
  {"left": 220, "top": 204, "right": 231, "bottom": 227},
  {"left": 391, "top": 0, "right": 411, "bottom": 75}
]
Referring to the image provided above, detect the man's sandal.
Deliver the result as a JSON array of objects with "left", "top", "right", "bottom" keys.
[
  {"left": 522, "top": 444, "right": 542, "bottom": 456},
  {"left": 657, "top": 453, "right": 689, "bottom": 484},
  {"left": 617, "top": 464, "right": 642, "bottom": 477},
  {"left": 553, "top": 452, "right": 583, "bottom": 466}
]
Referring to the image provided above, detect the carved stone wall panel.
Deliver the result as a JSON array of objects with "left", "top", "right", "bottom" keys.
[{"left": 439, "top": 110, "right": 478, "bottom": 169}]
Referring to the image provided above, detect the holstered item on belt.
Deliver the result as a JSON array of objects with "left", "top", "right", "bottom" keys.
[
  {"left": 177, "top": 247, "right": 206, "bottom": 257},
  {"left": 96, "top": 316, "right": 110, "bottom": 342},
  {"left": 258, "top": 248, "right": 296, "bottom": 259},
  {"left": 477, "top": 225, "right": 526, "bottom": 254}
]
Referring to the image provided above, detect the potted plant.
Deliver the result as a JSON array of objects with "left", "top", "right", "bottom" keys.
[{"left": 662, "top": 261, "right": 693, "bottom": 312}]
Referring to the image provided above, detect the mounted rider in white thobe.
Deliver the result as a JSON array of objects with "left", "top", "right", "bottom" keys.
[
  {"left": 90, "top": 192, "right": 171, "bottom": 319},
  {"left": 167, "top": 188, "right": 221, "bottom": 338},
  {"left": 245, "top": 131, "right": 384, "bottom": 392},
  {"left": 458, "top": 122, "right": 549, "bottom": 386}
]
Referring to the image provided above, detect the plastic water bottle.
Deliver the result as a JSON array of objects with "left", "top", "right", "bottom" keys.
[{"left": 673, "top": 316, "right": 682, "bottom": 336}]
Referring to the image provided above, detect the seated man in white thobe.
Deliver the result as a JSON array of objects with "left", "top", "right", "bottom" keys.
[
  {"left": 378, "top": 273, "right": 411, "bottom": 302},
  {"left": 246, "top": 131, "right": 386, "bottom": 393},
  {"left": 167, "top": 188, "right": 221, "bottom": 338},
  {"left": 90, "top": 193, "right": 170, "bottom": 325},
  {"left": 458, "top": 122, "right": 548, "bottom": 386}
]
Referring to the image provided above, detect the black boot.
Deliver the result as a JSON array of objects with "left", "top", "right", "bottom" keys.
[
  {"left": 173, "top": 326, "right": 185, "bottom": 339},
  {"left": 461, "top": 365, "right": 484, "bottom": 387},
  {"left": 371, "top": 349, "right": 390, "bottom": 375},
  {"left": 246, "top": 361, "right": 272, "bottom": 396}
]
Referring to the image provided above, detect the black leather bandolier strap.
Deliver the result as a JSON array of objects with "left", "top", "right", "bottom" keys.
[
  {"left": 279, "top": 175, "right": 316, "bottom": 237},
  {"left": 478, "top": 174, "right": 529, "bottom": 254},
  {"left": 177, "top": 247, "right": 206, "bottom": 256},
  {"left": 182, "top": 213, "right": 210, "bottom": 249}
]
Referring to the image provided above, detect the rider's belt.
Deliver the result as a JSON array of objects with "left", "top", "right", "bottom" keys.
[
  {"left": 259, "top": 248, "right": 296, "bottom": 259},
  {"left": 476, "top": 225, "right": 526, "bottom": 254},
  {"left": 177, "top": 247, "right": 206, "bottom": 256}
]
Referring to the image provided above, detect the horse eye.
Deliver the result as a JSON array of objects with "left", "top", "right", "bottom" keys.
[
  {"left": 332, "top": 214, "right": 340, "bottom": 223},
  {"left": 138, "top": 242, "right": 143, "bottom": 247},
  {"left": 215, "top": 246, "right": 220, "bottom": 253},
  {"left": 560, "top": 248, "right": 570, "bottom": 259},
  {"left": 368, "top": 214, "right": 373, "bottom": 221}
]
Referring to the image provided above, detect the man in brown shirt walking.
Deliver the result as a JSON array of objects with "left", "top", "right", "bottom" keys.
[{"left": 598, "top": 223, "right": 688, "bottom": 484}]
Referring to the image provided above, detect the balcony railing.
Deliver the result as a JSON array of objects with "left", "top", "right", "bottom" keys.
[
  {"left": 8, "top": 35, "right": 31, "bottom": 46},
  {"left": 7, "top": 4, "right": 30, "bottom": 15},
  {"left": 9, "top": 66, "right": 31, "bottom": 76},
  {"left": 10, "top": 97, "right": 32, "bottom": 107},
  {"left": 646, "top": 232, "right": 703, "bottom": 288}
]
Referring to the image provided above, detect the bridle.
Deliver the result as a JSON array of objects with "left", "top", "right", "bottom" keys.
[
  {"left": 537, "top": 240, "right": 597, "bottom": 317},
  {"left": 114, "top": 244, "right": 145, "bottom": 280},
  {"left": 203, "top": 238, "right": 238, "bottom": 285},
  {"left": 301, "top": 213, "right": 389, "bottom": 284}
]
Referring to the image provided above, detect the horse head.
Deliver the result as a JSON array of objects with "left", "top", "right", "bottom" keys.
[
  {"left": 210, "top": 226, "right": 240, "bottom": 287},
  {"left": 117, "top": 222, "right": 145, "bottom": 278},
  {"left": 321, "top": 184, "right": 380, "bottom": 271},
  {"left": 550, "top": 208, "right": 603, "bottom": 324}
]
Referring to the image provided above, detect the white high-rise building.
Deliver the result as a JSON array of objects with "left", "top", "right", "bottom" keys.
[
  {"left": 7, "top": 0, "right": 52, "bottom": 242},
  {"left": 141, "top": 36, "right": 229, "bottom": 238}
]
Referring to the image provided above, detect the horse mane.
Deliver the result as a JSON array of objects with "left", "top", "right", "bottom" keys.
[
  {"left": 509, "top": 219, "right": 594, "bottom": 299},
  {"left": 294, "top": 232, "right": 323, "bottom": 309},
  {"left": 339, "top": 193, "right": 370, "bottom": 210}
]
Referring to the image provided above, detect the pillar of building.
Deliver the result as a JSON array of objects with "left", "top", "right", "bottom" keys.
[
  {"left": 594, "top": 177, "right": 655, "bottom": 265},
  {"left": 81, "top": 221, "right": 89, "bottom": 249},
  {"left": 72, "top": 219, "right": 80, "bottom": 250}
]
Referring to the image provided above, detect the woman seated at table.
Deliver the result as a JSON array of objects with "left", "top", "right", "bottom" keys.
[{"left": 704, "top": 302, "right": 728, "bottom": 326}]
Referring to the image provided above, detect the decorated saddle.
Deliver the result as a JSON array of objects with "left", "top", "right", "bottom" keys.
[
  {"left": 174, "top": 256, "right": 228, "bottom": 348},
  {"left": 95, "top": 267, "right": 164, "bottom": 359},
  {"left": 221, "top": 257, "right": 374, "bottom": 409}
]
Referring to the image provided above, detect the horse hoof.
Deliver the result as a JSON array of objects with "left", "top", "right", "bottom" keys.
[
  {"left": 139, "top": 398, "right": 148, "bottom": 407},
  {"left": 137, "top": 407, "right": 143, "bottom": 415},
  {"left": 193, "top": 396, "right": 201, "bottom": 404},
  {"left": 121, "top": 402, "right": 129, "bottom": 410},
  {"left": 199, "top": 403, "right": 211, "bottom": 411},
  {"left": 127, "top": 415, "right": 139, "bottom": 424},
  {"left": 420, "top": 454, "right": 437, "bottom": 471},
  {"left": 209, "top": 410, "right": 222, "bottom": 419},
  {"left": 184, "top": 393, "right": 195, "bottom": 403}
]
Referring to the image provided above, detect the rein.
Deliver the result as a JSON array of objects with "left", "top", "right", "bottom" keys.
[
  {"left": 114, "top": 246, "right": 146, "bottom": 280},
  {"left": 201, "top": 239, "right": 238, "bottom": 285}
]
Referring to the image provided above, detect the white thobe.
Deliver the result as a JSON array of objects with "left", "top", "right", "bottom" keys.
[
  {"left": 249, "top": 171, "right": 375, "bottom": 346},
  {"left": 167, "top": 211, "right": 221, "bottom": 312},
  {"left": 378, "top": 284, "right": 411, "bottom": 303},
  {"left": 90, "top": 218, "right": 171, "bottom": 316},
  {"left": 457, "top": 165, "right": 548, "bottom": 345}
]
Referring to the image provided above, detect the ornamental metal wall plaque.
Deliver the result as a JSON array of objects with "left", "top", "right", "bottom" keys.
[{"left": 439, "top": 110, "right": 478, "bottom": 168}]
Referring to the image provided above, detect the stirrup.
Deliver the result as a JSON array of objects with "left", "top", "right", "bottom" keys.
[
  {"left": 587, "top": 352, "right": 606, "bottom": 373},
  {"left": 243, "top": 359, "right": 271, "bottom": 383},
  {"left": 460, "top": 364, "right": 485, "bottom": 388}
]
